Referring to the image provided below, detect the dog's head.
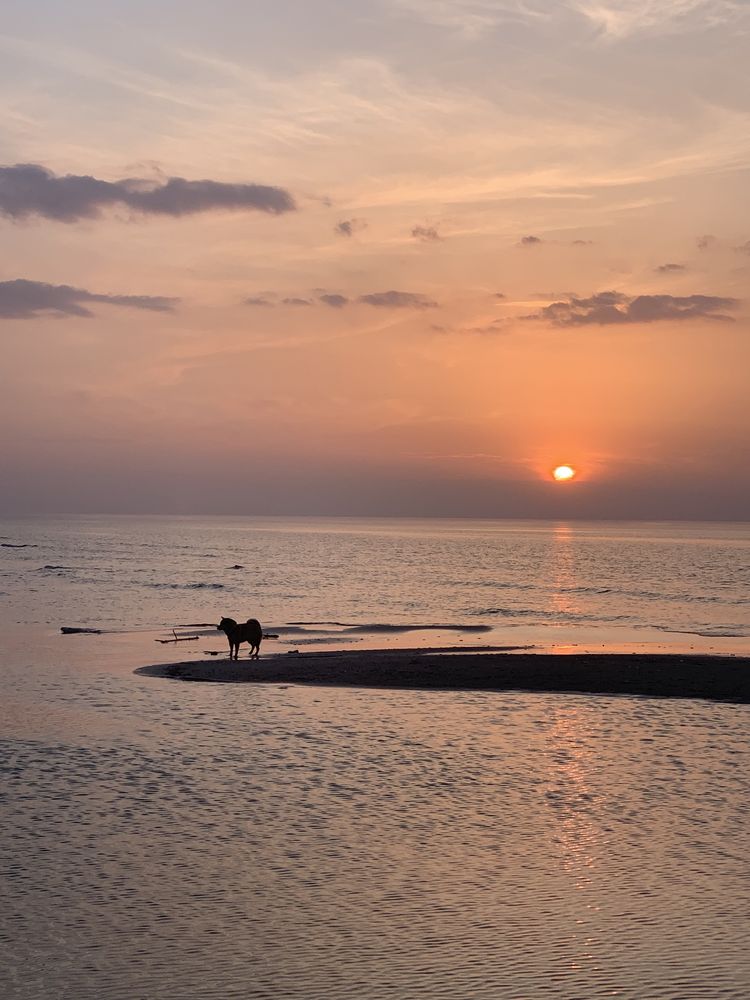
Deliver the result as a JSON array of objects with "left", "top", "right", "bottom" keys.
[{"left": 217, "top": 617, "right": 236, "bottom": 633}]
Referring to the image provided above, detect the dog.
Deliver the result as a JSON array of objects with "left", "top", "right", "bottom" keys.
[{"left": 217, "top": 617, "right": 263, "bottom": 659}]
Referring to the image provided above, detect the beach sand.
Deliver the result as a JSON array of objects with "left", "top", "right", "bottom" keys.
[{"left": 138, "top": 648, "right": 750, "bottom": 703}]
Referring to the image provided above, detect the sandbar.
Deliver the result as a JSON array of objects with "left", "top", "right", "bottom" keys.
[{"left": 137, "top": 648, "right": 750, "bottom": 703}]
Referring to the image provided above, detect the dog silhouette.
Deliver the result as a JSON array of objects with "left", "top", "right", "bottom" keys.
[{"left": 217, "top": 617, "right": 263, "bottom": 659}]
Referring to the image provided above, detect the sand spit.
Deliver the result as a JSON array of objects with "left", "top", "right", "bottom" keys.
[{"left": 138, "top": 649, "right": 750, "bottom": 703}]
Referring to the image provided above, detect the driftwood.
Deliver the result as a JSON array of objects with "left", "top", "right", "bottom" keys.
[
  {"left": 61, "top": 627, "right": 102, "bottom": 635},
  {"left": 156, "top": 630, "right": 200, "bottom": 645}
]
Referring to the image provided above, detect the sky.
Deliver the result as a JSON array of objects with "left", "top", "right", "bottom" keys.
[{"left": 1, "top": 0, "right": 748, "bottom": 518}]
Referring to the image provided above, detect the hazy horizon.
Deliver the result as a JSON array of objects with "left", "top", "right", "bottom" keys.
[{"left": 2, "top": 1, "right": 749, "bottom": 519}]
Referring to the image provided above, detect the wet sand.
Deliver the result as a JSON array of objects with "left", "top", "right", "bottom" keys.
[{"left": 138, "top": 648, "right": 750, "bottom": 703}]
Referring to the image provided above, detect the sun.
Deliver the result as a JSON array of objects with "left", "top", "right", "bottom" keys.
[{"left": 552, "top": 465, "right": 576, "bottom": 482}]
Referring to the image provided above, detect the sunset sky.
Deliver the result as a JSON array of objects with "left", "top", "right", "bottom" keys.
[{"left": 1, "top": 0, "right": 748, "bottom": 518}]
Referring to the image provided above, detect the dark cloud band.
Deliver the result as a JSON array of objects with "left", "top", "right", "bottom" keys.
[
  {"left": 0, "top": 279, "right": 178, "bottom": 319},
  {"left": 526, "top": 290, "right": 738, "bottom": 326},
  {"left": 249, "top": 290, "right": 438, "bottom": 310},
  {"left": 0, "top": 164, "right": 296, "bottom": 222},
  {"left": 358, "top": 290, "right": 437, "bottom": 309}
]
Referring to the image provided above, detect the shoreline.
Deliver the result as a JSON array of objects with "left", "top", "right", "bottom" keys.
[{"left": 137, "top": 648, "right": 750, "bottom": 704}]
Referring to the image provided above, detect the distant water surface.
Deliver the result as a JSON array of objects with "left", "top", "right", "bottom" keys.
[{"left": 0, "top": 515, "right": 748, "bottom": 649}]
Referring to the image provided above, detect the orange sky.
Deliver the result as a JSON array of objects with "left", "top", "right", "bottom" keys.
[{"left": 1, "top": 1, "right": 748, "bottom": 517}]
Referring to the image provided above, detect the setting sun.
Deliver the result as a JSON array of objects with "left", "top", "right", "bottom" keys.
[{"left": 553, "top": 465, "right": 576, "bottom": 482}]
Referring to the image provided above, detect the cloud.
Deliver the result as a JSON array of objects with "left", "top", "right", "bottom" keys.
[
  {"left": 570, "top": 0, "right": 747, "bottom": 40},
  {"left": 571, "top": 239, "right": 594, "bottom": 245},
  {"left": 655, "top": 263, "right": 686, "bottom": 273},
  {"left": 526, "top": 290, "right": 739, "bottom": 326},
  {"left": 387, "top": 1, "right": 553, "bottom": 38},
  {"left": 334, "top": 218, "right": 367, "bottom": 237},
  {"left": 518, "top": 235, "right": 543, "bottom": 246},
  {"left": 0, "top": 279, "right": 178, "bottom": 319},
  {"left": 735, "top": 241, "right": 750, "bottom": 255},
  {"left": 494, "top": 292, "right": 507, "bottom": 299},
  {"left": 411, "top": 225, "right": 442, "bottom": 242},
  {"left": 244, "top": 294, "right": 313, "bottom": 307},
  {"left": 390, "top": 0, "right": 746, "bottom": 40},
  {"left": 358, "top": 290, "right": 438, "bottom": 309},
  {"left": 319, "top": 293, "right": 349, "bottom": 308},
  {"left": 0, "top": 163, "right": 296, "bottom": 222},
  {"left": 533, "top": 290, "right": 579, "bottom": 300},
  {"left": 697, "top": 234, "right": 717, "bottom": 251},
  {"left": 248, "top": 290, "right": 439, "bottom": 310},
  {"left": 462, "top": 319, "right": 507, "bottom": 334}
]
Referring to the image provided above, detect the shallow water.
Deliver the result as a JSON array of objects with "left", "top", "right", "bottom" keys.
[
  {"left": 1, "top": 517, "right": 749, "bottom": 998},
  {"left": 2, "top": 638, "right": 749, "bottom": 999}
]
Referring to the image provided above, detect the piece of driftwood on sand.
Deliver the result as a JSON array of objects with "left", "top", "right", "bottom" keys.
[{"left": 155, "top": 630, "right": 200, "bottom": 644}]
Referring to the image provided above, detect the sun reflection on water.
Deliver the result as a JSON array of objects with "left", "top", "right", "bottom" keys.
[{"left": 548, "top": 523, "right": 581, "bottom": 619}]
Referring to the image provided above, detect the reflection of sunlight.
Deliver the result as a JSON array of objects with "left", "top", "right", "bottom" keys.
[
  {"left": 547, "top": 706, "right": 599, "bottom": 871},
  {"left": 545, "top": 706, "right": 604, "bottom": 971},
  {"left": 549, "top": 523, "right": 580, "bottom": 619}
]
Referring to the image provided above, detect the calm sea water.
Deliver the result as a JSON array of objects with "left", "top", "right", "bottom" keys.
[
  {"left": 1, "top": 516, "right": 749, "bottom": 999},
  {"left": 1, "top": 515, "right": 749, "bottom": 648}
]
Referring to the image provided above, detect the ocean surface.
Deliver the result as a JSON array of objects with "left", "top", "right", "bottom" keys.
[
  {"left": 1, "top": 516, "right": 749, "bottom": 999},
  {"left": 1, "top": 515, "right": 749, "bottom": 651}
]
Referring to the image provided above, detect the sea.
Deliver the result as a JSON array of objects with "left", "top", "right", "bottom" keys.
[{"left": 1, "top": 515, "right": 749, "bottom": 999}]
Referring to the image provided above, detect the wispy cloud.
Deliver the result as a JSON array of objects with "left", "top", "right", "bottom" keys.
[
  {"left": 697, "top": 234, "right": 717, "bottom": 251},
  {"left": 387, "top": 1, "right": 549, "bottom": 37},
  {"left": 411, "top": 224, "right": 442, "bottom": 243},
  {"left": 246, "top": 289, "right": 439, "bottom": 310},
  {"left": 359, "top": 290, "right": 438, "bottom": 309},
  {"left": 655, "top": 263, "right": 686, "bottom": 273},
  {"left": 244, "top": 294, "right": 314, "bottom": 307},
  {"left": 460, "top": 319, "right": 507, "bottom": 334},
  {"left": 518, "top": 235, "right": 544, "bottom": 246},
  {"left": 526, "top": 290, "right": 739, "bottom": 326},
  {"left": 570, "top": 0, "right": 748, "bottom": 39},
  {"left": 0, "top": 279, "right": 178, "bottom": 319},
  {"left": 0, "top": 164, "right": 296, "bottom": 222},
  {"left": 334, "top": 218, "right": 367, "bottom": 237},
  {"left": 388, "top": 0, "right": 746, "bottom": 38}
]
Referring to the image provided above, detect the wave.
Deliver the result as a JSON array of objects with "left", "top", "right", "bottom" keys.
[
  {"left": 655, "top": 626, "right": 750, "bottom": 639},
  {"left": 468, "top": 579, "right": 748, "bottom": 606},
  {"left": 473, "top": 607, "right": 635, "bottom": 625},
  {"left": 146, "top": 582, "right": 226, "bottom": 590},
  {"left": 284, "top": 621, "right": 492, "bottom": 633}
]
